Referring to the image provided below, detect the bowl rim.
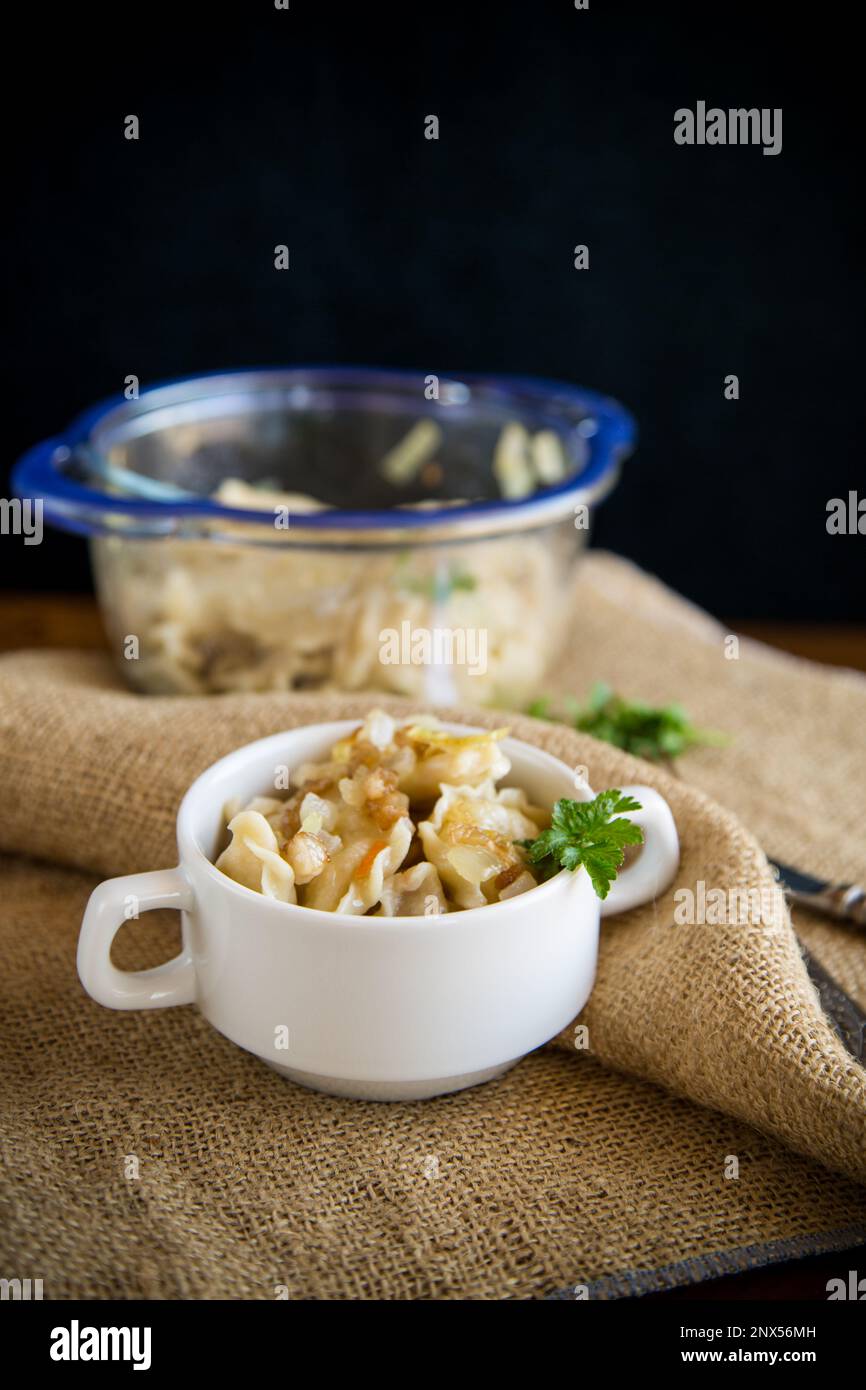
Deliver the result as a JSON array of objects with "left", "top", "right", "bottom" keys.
[
  {"left": 12, "top": 365, "right": 635, "bottom": 544},
  {"left": 177, "top": 716, "right": 591, "bottom": 931}
]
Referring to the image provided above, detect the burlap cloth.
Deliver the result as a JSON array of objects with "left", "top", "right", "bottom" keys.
[{"left": 0, "top": 552, "right": 864, "bottom": 1299}]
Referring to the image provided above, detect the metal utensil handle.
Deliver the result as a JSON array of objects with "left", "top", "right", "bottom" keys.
[{"left": 791, "top": 881, "right": 866, "bottom": 930}]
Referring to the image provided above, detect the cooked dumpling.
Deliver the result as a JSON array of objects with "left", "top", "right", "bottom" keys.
[
  {"left": 214, "top": 710, "right": 546, "bottom": 916},
  {"left": 292, "top": 711, "right": 511, "bottom": 805},
  {"left": 293, "top": 765, "right": 414, "bottom": 914},
  {"left": 301, "top": 806, "right": 414, "bottom": 914},
  {"left": 394, "top": 723, "right": 511, "bottom": 803},
  {"left": 484, "top": 785, "right": 550, "bottom": 833},
  {"left": 417, "top": 781, "right": 544, "bottom": 910},
  {"left": 217, "top": 791, "right": 342, "bottom": 902},
  {"left": 377, "top": 861, "right": 450, "bottom": 917},
  {"left": 293, "top": 708, "right": 402, "bottom": 788}
]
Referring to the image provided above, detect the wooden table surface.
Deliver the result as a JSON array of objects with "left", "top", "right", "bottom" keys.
[{"left": 1, "top": 593, "right": 863, "bottom": 1302}]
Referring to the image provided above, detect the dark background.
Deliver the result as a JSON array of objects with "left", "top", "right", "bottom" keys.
[{"left": 5, "top": 0, "right": 864, "bottom": 616}]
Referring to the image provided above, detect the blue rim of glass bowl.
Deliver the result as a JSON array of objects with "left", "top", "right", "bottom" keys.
[{"left": 12, "top": 366, "right": 636, "bottom": 543}]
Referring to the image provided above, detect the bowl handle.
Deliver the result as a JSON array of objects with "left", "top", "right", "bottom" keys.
[
  {"left": 600, "top": 786, "right": 680, "bottom": 917},
  {"left": 77, "top": 868, "right": 196, "bottom": 1010}
]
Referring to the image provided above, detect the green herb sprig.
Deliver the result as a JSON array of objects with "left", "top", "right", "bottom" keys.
[
  {"left": 528, "top": 683, "right": 725, "bottom": 763},
  {"left": 520, "top": 790, "right": 644, "bottom": 900}
]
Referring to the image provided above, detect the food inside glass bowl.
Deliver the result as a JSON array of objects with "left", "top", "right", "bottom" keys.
[
  {"left": 94, "top": 492, "right": 573, "bottom": 703},
  {"left": 94, "top": 422, "right": 576, "bottom": 702},
  {"left": 15, "top": 368, "right": 634, "bottom": 704},
  {"left": 215, "top": 710, "right": 549, "bottom": 915}
]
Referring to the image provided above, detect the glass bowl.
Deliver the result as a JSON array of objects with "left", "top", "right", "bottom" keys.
[{"left": 14, "top": 367, "right": 635, "bottom": 704}]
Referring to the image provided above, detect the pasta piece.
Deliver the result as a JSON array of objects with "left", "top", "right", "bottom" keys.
[
  {"left": 379, "top": 419, "right": 443, "bottom": 485},
  {"left": 293, "top": 709, "right": 401, "bottom": 788},
  {"left": 530, "top": 429, "right": 567, "bottom": 484},
  {"left": 493, "top": 422, "right": 534, "bottom": 499},
  {"left": 294, "top": 714, "right": 511, "bottom": 806},
  {"left": 216, "top": 810, "right": 297, "bottom": 903},
  {"left": 213, "top": 710, "right": 549, "bottom": 916},
  {"left": 95, "top": 519, "right": 570, "bottom": 704},
  {"left": 377, "top": 862, "right": 450, "bottom": 917},
  {"left": 213, "top": 478, "right": 328, "bottom": 514},
  {"left": 301, "top": 810, "right": 414, "bottom": 914},
  {"left": 488, "top": 785, "right": 550, "bottom": 832},
  {"left": 418, "top": 832, "right": 499, "bottom": 910},
  {"left": 336, "top": 841, "right": 393, "bottom": 915},
  {"left": 292, "top": 760, "right": 415, "bottom": 914}
]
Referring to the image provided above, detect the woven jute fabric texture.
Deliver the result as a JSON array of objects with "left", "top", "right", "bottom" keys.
[{"left": 0, "top": 552, "right": 864, "bottom": 1298}]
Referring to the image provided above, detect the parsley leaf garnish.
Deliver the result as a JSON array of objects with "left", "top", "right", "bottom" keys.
[
  {"left": 520, "top": 790, "right": 644, "bottom": 900},
  {"left": 529, "top": 683, "right": 725, "bottom": 762}
]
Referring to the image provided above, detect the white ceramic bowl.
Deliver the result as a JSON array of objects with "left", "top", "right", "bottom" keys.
[{"left": 77, "top": 721, "right": 679, "bottom": 1101}]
